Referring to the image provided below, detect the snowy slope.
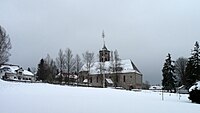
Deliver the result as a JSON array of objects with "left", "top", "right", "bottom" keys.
[{"left": 0, "top": 80, "right": 199, "bottom": 113}]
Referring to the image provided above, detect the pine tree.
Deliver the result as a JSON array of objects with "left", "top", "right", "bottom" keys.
[
  {"left": 37, "top": 59, "right": 47, "bottom": 82},
  {"left": 162, "top": 53, "right": 176, "bottom": 92},
  {"left": 185, "top": 41, "right": 200, "bottom": 88}
]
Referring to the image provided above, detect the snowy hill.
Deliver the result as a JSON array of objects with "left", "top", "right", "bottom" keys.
[{"left": 0, "top": 80, "right": 199, "bottom": 113}]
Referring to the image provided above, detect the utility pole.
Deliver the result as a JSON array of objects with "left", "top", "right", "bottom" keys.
[{"left": 162, "top": 88, "right": 164, "bottom": 101}]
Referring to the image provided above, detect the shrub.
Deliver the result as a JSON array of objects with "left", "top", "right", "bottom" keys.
[{"left": 188, "top": 89, "right": 200, "bottom": 103}]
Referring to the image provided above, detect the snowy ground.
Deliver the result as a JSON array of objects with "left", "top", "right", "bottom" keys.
[{"left": 0, "top": 80, "right": 200, "bottom": 113}]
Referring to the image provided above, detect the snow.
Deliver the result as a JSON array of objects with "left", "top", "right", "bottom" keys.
[
  {"left": 105, "top": 78, "right": 113, "bottom": 84},
  {"left": 0, "top": 79, "right": 200, "bottom": 113},
  {"left": 69, "top": 75, "right": 78, "bottom": 79},
  {"left": 189, "top": 81, "right": 200, "bottom": 92},
  {"left": 0, "top": 65, "right": 34, "bottom": 76},
  {"left": 80, "top": 59, "right": 141, "bottom": 75},
  {"left": 0, "top": 65, "right": 19, "bottom": 73},
  {"left": 149, "top": 85, "right": 163, "bottom": 90},
  {"left": 23, "top": 70, "right": 34, "bottom": 76},
  {"left": 83, "top": 79, "right": 88, "bottom": 83}
]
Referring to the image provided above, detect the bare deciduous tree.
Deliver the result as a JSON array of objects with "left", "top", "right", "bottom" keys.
[
  {"left": 31, "top": 67, "right": 37, "bottom": 74},
  {"left": 45, "top": 54, "right": 51, "bottom": 65},
  {"left": 74, "top": 54, "right": 82, "bottom": 73},
  {"left": 82, "top": 51, "right": 95, "bottom": 86},
  {"left": 56, "top": 49, "right": 65, "bottom": 72},
  {"left": 65, "top": 48, "right": 75, "bottom": 84},
  {"left": 110, "top": 50, "right": 122, "bottom": 87},
  {"left": 74, "top": 54, "right": 83, "bottom": 85},
  {"left": 44, "top": 54, "right": 58, "bottom": 83},
  {"left": 175, "top": 57, "right": 188, "bottom": 86},
  {"left": 0, "top": 26, "right": 11, "bottom": 65},
  {"left": 95, "top": 54, "right": 103, "bottom": 75}
]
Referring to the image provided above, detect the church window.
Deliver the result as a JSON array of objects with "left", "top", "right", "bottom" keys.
[
  {"left": 90, "top": 77, "right": 92, "bottom": 83},
  {"left": 123, "top": 76, "right": 126, "bottom": 82}
]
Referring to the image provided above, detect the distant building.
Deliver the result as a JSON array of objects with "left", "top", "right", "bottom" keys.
[
  {"left": 55, "top": 72, "right": 78, "bottom": 84},
  {"left": 0, "top": 64, "right": 35, "bottom": 82},
  {"left": 177, "top": 85, "right": 189, "bottom": 94},
  {"left": 79, "top": 38, "right": 142, "bottom": 89},
  {"left": 149, "top": 85, "right": 163, "bottom": 90}
]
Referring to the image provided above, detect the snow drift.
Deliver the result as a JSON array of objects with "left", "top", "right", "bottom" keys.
[{"left": 0, "top": 80, "right": 200, "bottom": 113}]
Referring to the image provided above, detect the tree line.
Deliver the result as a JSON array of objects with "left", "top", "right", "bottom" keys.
[
  {"left": 36, "top": 48, "right": 122, "bottom": 86},
  {"left": 162, "top": 41, "right": 200, "bottom": 92},
  {"left": 37, "top": 48, "right": 86, "bottom": 84}
]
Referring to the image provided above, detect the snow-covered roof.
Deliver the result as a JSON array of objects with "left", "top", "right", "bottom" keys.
[
  {"left": 69, "top": 75, "right": 78, "bottom": 79},
  {"left": 149, "top": 85, "right": 163, "bottom": 90},
  {"left": 23, "top": 70, "right": 34, "bottom": 76},
  {"left": 0, "top": 65, "right": 34, "bottom": 76},
  {"left": 83, "top": 79, "right": 88, "bottom": 83},
  {"left": 0, "top": 65, "right": 20, "bottom": 73},
  {"left": 80, "top": 59, "right": 141, "bottom": 75},
  {"left": 189, "top": 81, "right": 200, "bottom": 92},
  {"left": 106, "top": 78, "right": 113, "bottom": 84}
]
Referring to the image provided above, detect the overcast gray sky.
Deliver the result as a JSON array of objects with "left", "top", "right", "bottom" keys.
[{"left": 1, "top": 0, "right": 200, "bottom": 85}]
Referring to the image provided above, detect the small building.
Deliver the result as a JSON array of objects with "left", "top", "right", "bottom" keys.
[
  {"left": 55, "top": 72, "right": 78, "bottom": 84},
  {"left": 177, "top": 85, "right": 189, "bottom": 94},
  {"left": 149, "top": 85, "right": 163, "bottom": 90},
  {"left": 79, "top": 43, "right": 142, "bottom": 89},
  {"left": 0, "top": 64, "right": 35, "bottom": 82}
]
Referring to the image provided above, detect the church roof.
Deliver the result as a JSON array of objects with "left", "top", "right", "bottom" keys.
[
  {"left": 102, "top": 44, "right": 108, "bottom": 50},
  {"left": 80, "top": 59, "right": 142, "bottom": 75},
  {"left": 101, "top": 44, "right": 108, "bottom": 51}
]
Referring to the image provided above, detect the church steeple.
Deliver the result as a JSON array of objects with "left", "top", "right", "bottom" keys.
[
  {"left": 99, "top": 31, "right": 110, "bottom": 62},
  {"left": 102, "top": 30, "right": 107, "bottom": 49}
]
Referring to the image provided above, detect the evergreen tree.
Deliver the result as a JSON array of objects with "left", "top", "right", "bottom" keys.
[
  {"left": 185, "top": 41, "right": 200, "bottom": 88},
  {"left": 162, "top": 53, "right": 176, "bottom": 92},
  {"left": 37, "top": 59, "right": 47, "bottom": 82}
]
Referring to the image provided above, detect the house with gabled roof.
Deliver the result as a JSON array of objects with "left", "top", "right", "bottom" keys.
[{"left": 0, "top": 64, "right": 35, "bottom": 82}]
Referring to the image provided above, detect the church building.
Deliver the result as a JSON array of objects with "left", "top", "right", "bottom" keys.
[{"left": 79, "top": 33, "right": 142, "bottom": 89}]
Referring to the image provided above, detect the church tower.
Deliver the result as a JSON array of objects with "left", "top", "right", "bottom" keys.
[{"left": 99, "top": 31, "right": 110, "bottom": 62}]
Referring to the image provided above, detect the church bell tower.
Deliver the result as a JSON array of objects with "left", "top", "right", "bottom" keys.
[{"left": 99, "top": 31, "right": 110, "bottom": 62}]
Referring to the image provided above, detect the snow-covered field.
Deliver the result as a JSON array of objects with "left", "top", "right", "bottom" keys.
[{"left": 0, "top": 80, "right": 199, "bottom": 113}]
